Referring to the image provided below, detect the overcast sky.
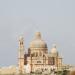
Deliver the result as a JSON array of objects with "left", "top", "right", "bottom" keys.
[{"left": 0, "top": 0, "right": 75, "bottom": 66}]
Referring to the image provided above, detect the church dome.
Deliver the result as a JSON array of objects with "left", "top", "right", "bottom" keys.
[
  {"left": 30, "top": 32, "right": 47, "bottom": 48},
  {"left": 50, "top": 44, "right": 58, "bottom": 54}
]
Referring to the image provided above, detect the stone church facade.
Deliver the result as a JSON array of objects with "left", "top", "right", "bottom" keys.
[{"left": 19, "top": 32, "right": 62, "bottom": 73}]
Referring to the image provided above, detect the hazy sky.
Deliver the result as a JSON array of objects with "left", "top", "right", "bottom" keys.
[{"left": 0, "top": 0, "right": 75, "bottom": 66}]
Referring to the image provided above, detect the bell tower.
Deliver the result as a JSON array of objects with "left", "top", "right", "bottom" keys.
[{"left": 18, "top": 36, "right": 24, "bottom": 74}]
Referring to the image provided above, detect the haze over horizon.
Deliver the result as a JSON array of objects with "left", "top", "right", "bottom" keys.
[{"left": 0, "top": 0, "right": 75, "bottom": 66}]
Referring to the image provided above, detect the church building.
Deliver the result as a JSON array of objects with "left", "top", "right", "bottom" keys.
[{"left": 18, "top": 32, "right": 62, "bottom": 73}]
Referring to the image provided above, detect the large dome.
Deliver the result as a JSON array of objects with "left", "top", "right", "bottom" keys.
[{"left": 30, "top": 32, "right": 47, "bottom": 48}]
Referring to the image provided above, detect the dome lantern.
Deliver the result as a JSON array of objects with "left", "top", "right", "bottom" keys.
[{"left": 35, "top": 32, "right": 41, "bottom": 39}]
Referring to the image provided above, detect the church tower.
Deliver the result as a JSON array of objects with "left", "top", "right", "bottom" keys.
[{"left": 18, "top": 36, "right": 24, "bottom": 74}]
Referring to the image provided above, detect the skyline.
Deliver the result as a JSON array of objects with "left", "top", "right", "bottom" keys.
[{"left": 0, "top": 0, "right": 75, "bottom": 66}]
